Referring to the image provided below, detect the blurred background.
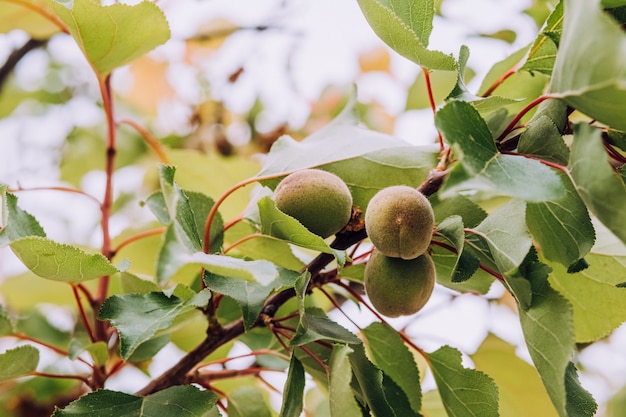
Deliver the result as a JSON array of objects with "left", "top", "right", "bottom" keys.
[{"left": 1, "top": 0, "right": 625, "bottom": 415}]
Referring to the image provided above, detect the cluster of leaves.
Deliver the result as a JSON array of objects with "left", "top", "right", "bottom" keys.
[{"left": 1, "top": 0, "right": 626, "bottom": 416}]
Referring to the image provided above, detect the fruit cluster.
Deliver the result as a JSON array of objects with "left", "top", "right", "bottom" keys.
[
  {"left": 364, "top": 186, "right": 436, "bottom": 317},
  {"left": 272, "top": 172, "right": 436, "bottom": 318}
]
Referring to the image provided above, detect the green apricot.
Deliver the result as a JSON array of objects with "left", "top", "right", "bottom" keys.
[
  {"left": 274, "top": 169, "right": 353, "bottom": 238},
  {"left": 364, "top": 249, "right": 436, "bottom": 318},
  {"left": 365, "top": 185, "right": 434, "bottom": 260}
]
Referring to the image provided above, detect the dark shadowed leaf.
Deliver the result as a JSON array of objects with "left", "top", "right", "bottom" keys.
[
  {"left": 98, "top": 287, "right": 211, "bottom": 359},
  {"left": 203, "top": 269, "right": 299, "bottom": 329},
  {"left": 527, "top": 172, "right": 595, "bottom": 270},
  {"left": 569, "top": 123, "right": 626, "bottom": 245},
  {"left": 427, "top": 345, "right": 499, "bottom": 417},
  {"left": 549, "top": 0, "right": 626, "bottom": 130},
  {"left": 435, "top": 101, "right": 563, "bottom": 202},
  {"left": 279, "top": 355, "right": 305, "bottom": 417},
  {"left": 349, "top": 344, "right": 397, "bottom": 417},
  {"left": 516, "top": 251, "right": 597, "bottom": 417},
  {"left": 52, "top": 385, "right": 218, "bottom": 416},
  {"left": 329, "top": 345, "right": 362, "bottom": 416},
  {"left": 362, "top": 323, "right": 422, "bottom": 414}
]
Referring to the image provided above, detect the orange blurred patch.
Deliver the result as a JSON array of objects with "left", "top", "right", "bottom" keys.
[
  {"left": 358, "top": 47, "right": 391, "bottom": 74},
  {"left": 124, "top": 56, "right": 174, "bottom": 115}
]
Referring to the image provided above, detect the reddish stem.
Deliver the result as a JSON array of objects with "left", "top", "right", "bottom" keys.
[
  {"left": 421, "top": 67, "right": 445, "bottom": 152},
  {"left": 13, "top": 333, "right": 86, "bottom": 366},
  {"left": 32, "top": 371, "right": 91, "bottom": 385},
  {"left": 604, "top": 142, "right": 626, "bottom": 165},
  {"left": 118, "top": 119, "right": 169, "bottom": 163},
  {"left": 430, "top": 238, "right": 506, "bottom": 283},
  {"left": 4, "top": 0, "right": 70, "bottom": 33},
  {"left": 9, "top": 186, "right": 101, "bottom": 206},
  {"left": 223, "top": 233, "right": 264, "bottom": 254},
  {"left": 316, "top": 285, "right": 361, "bottom": 330},
  {"left": 71, "top": 284, "right": 96, "bottom": 343},
  {"left": 503, "top": 151, "right": 568, "bottom": 172},
  {"left": 110, "top": 227, "right": 167, "bottom": 257},
  {"left": 203, "top": 172, "right": 288, "bottom": 254},
  {"left": 496, "top": 95, "right": 553, "bottom": 142},
  {"left": 107, "top": 359, "right": 126, "bottom": 378},
  {"left": 481, "top": 65, "right": 519, "bottom": 98},
  {"left": 95, "top": 74, "right": 116, "bottom": 345}
]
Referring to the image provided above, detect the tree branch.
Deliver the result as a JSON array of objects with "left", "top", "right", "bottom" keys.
[
  {"left": 135, "top": 168, "right": 445, "bottom": 396},
  {"left": 0, "top": 38, "right": 48, "bottom": 93}
]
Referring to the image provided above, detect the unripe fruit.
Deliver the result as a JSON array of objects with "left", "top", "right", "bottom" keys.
[
  {"left": 273, "top": 169, "right": 353, "bottom": 238},
  {"left": 364, "top": 249, "right": 435, "bottom": 317},
  {"left": 365, "top": 185, "right": 434, "bottom": 260}
]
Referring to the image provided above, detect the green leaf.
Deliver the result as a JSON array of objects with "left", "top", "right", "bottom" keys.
[
  {"left": 527, "top": 172, "right": 595, "bottom": 270},
  {"left": 52, "top": 385, "right": 218, "bottom": 416},
  {"left": 225, "top": 221, "right": 305, "bottom": 271},
  {"left": 431, "top": 244, "right": 494, "bottom": 294},
  {"left": 258, "top": 196, "right": 336, "bottom": 254},
  {"left": 228, "top": 385, "right": 272, "bottom": 417},
  {"left": 329, "top": 345, "right": 362, "bottom": 416},
  {"left": 319, "top": 147, "right": 437, "bottom": 215},
  {"left": 52, "top": 0, "right": 170, "bottom": 76},
  {"left": 0, "top": 345, "right": 39, "bottom": 382},
  {"left": 549, "top": 253, "right": 626, "bottom": 342},
  {"left": 68, "top": 339, "right": 108, "bottom": 367},
  {"left": 447, "top": 45, "right": 519, "bottom": 114},
  {"left": 290, "top": 272, "right": 360, "bottom": 346},
  {"left": 147, "top": 189, "right": 224, "bottom": 253},
  {"left": 355, "top": 0, "right": 456, "bottom": 70},
  {"left": 291, "top": 307, "right": 361, "bottom": 346},
  {"left": 435, "top": 101, "right": 563, "bottom": 202},
  {"left": 349, "top": 344, "right": 397, "bottom": 417},
  {"left": 258, "top": 89, "right": 436, "bottom": 180},
  {"left": 427, "top": 345, "right": 499, "bottom": 417},
  {"left": 0, "top": 186, "right": 46, "bottom": 247},
  {"left": 522, "top": 2, "right": 563, "bottom": 75},
  {"left": 518, "top": 115, "right": 570, "bottom": 166},
  {"left": 0, "top": 305, "right": 13, "bottom": 336},
  {"left": 10, "top": 237, "right": 119, "bottom": 282},
  {"left": 362, "top": 323, "right": 422, "bottom": 414},
  {"left": 406, "top": 69, "right": 472, "bottom": 111},
  {"left": 98, "top": 288, "right": 211, "bottom": 359},
  {"left": 434, "top": 215, "right": 480, "bottom": 283},
  {"left": 549, "top": 0, "right": 626, "bottom": 130},
  {"left": 203, "top": 268, "right": 299, "bottom": 329},
  {"left": 118, "top": 271, "right": 161, "bottom": 294},
  {"left": 471, "top": 334, "right": 558, "bottom": 417},
  {"left": 151, "top": 188, "right": 224, "bottom": 283},
  {"left": 517, "top": 98, "right": 570, "bottom": 166},
  {"left": 565, "top": 362, "right": 598, "bottom": 417},
  {"left": 478, "top": 45, "right": 529, "bottom": 96},
  {"left": 189, "top": 252, "right": 279, "bottom": 286},
  {"left": 157, "top": 165, "right": 203, "bottom": 253},
  {"left": 279, "top": 355, "right": 305, "bottom": 417},
  {"left": 469, "top": 199, "right": 532, "bottom": 273},
  {"left": 569, "top": 123, "right": 626, "bottom": 245},
  {"left": 516, "top": 251, "right": 597, "bottom": 417}
]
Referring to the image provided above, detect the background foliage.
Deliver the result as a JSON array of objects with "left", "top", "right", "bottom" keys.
[{"left": 1, "top": 0, "right": 626, "bottom": 416}]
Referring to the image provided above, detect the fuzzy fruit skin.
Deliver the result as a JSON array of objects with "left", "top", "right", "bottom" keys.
[
  {"left": 365, "top": 185, "right": 434, "bottom": 260},
  {"left": 364, "top": 249, "right": 436, "bottom": 318},
  {"left": 273, "top": 169, "right": 353, "bottom": 238}
]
